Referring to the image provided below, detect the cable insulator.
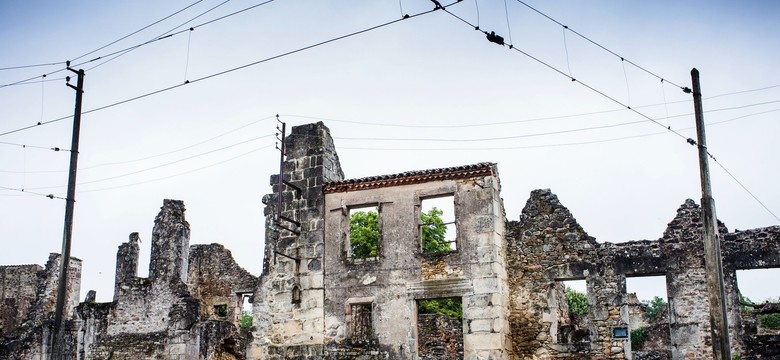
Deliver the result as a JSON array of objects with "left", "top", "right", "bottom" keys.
[{"left": 486, "top": 31, "right": 504, "bottom": 46}]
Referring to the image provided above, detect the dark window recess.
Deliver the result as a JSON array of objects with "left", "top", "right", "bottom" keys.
[
  {"left": 214, "top": 304, "right": 228, "bottom": 317},
  {"left": 350, "top": 303, "right": 373, "bottom": 340}
]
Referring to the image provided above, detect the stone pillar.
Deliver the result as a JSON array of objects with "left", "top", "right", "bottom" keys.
[
  {"left": 148, "top": 199, "right": 190, "bottom": 287},
  {"left": 250, "top": 122, "right": 344, "bottom": 358},
  {"left": 114, "top": 232, "right": 140, "bottom": 300}
]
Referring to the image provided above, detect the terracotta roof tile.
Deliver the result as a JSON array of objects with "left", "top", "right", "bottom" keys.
[{"left": 324, "top": 162, "right": 496, "bottom": 193}]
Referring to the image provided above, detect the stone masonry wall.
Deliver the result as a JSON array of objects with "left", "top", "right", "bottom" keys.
[
  {"left": 250, "top": 122, "right": 344, "bottom": 359},
  {"left": 77, "top": 199, "right": 201, "bottom": 360},
  {"left": 114, "top": 232, "right": 140, "bottom": 301},
  {"left": 188, "top": 243, "right": 258, "bottom": 323},
  {"left": 322, "top": 163, "right": 509, "bottom": 360},
  {"left": 0, "top": 254, "right": 81, "bottom": 359},
  {"left": 506, "top": 189, "right": 780, "bottom": 360},
  {"left": 0, "top": 264, "right": 43, "bottom": 339}
]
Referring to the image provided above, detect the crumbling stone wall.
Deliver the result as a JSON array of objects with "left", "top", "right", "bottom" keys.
[
  {"left": 2, "top": 123, "right": 779, "bottom": 360},
  {"left": 506, "top": 189, "right": 609, "bottom": 358},
  {"left": 0, "top": 254, "right": 81, "bottom": 359},
  {"left": 506, "top": 189, "right": 780, "bottom": 360},
  {"left": 77, "top": 200, "right": 201, "bottom": 360},
  {"left": 417, "top": 313, "right": 463, "bottom": 359},
  {"left": 322, "top": 163, "right": 509, "bottom": 359},
  {"left": 1, "top": 264, "right": 43, "bottom": 338},
  {"left": 188, "top": 243, "right": 258, "bottom": 323},
  {"left": 249, "top": 122, "right": 344, "bottom": 359}
]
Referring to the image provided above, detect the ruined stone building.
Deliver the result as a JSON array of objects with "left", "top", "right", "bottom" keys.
[{"left": 1, "top": 122, "right": 778, "bottom": 359}]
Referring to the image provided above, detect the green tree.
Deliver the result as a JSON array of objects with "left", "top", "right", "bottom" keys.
[
  {"left": 240, "top": 311, "right": 253, "bottom": 330},
  {"left": 421, "top": 207, "right": 451, "bottom": 253},
  {"left": 350, "top": 210, "right": 379, "bottom": 259},
  {"left": 418, "top": 298, "right": 462, "bottom": 320},
  {"left": 565, "top": 287, "right": 588, "bottom": 316},
  {"left": 644, "top": 296, "right": 668, "bottom": 321}
]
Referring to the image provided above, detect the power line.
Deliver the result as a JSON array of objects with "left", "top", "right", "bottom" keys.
[
  {"left": 0, "top": 185, "right": 64, "bottom": 200},
  {"left": 73, "top": 0, "right": 206, "bottom": 63},
  {"left": 0, "top": 115, "right": 275, "bottom": 174},
  {"left": 0, "top": 62, "right": 65, "bottom": 71},
  {"left": 74, "top": 144, "right": 272, "bottom": 194},
  {"left": 710, "top": 158, "right": 780, "bottom": 223},
  {"left": 282, "top": 97, "right": 780, "bottom": 130},
  {"left": 0, "top": 1, "right": 205, "bottom": 72},
  {"left": 334, "top": 107, "right": 780, "bottom": 151},
  {"left": 1, "top": 0, "right": 275, "bottom": 88},
  {"left": 512, "top": 0, "right": 687, "bottom": 91},
  {"left": 84, "top": 0, "right": 234, "bottom": 73},
  {"left": 80, "top": 115, "right": 275, "bottom": 170},
  {"left": 23, "top": 134, "right": 274, "bottom": 191},
  {"left": 442, "top": 8, "right": 691, "bottom": 143},
  {"left": 0, "top": 141, "right": 69, "bottom": 152},
  {"left": 0, "top": 2, "right": 454, "bottom": 138}
]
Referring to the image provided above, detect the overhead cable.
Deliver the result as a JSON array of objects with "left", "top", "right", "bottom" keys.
[
  {"left": 23, "top": 134, "right": 274, "bottom": 191},
  {"left": 513, "top": 0, "right": 687, "bottom": 90},
  {"left": 0, "top": 2, "right": 456, "bottom": 138},
  {"left": 335, "top": 107, "right": 780, "bottom": 151},
  {"left": 442, "top": 8, "right": 691, "bottom": 143},
  {"left": 1, "top": 0, "right": 276, "bottom": 88}
]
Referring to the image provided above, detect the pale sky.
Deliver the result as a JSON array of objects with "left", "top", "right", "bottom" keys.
[{"left": 1, "top": 1, "right": 778, "bottom": 303}]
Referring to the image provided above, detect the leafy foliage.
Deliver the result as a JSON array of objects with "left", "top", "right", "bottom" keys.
[
  {"left": 240, "top": 311, "right": 253, "bottom": 330},
  {"left": 421, "top": 207, "right": 451, "bottom": 253},
  {"left": 759, "top": 313, "right": 780, "bottom": 329},
  {"left": 739, "top": 293, "right": 755, "bottom": 311},
  {"left": 565, "top": 287, "right": 588, "bottom": 316},
  {"left": 349, "top": 210, "right": 379, "bottom": 259},
  {"left": 644, "top": 296, "right": 668, "bottom": 321},
  {"left": 418, "top": 298, "right": 462, "bottom": 320},
  {"left": 630, "top": 327, "right": 649, "bottom": 350}
]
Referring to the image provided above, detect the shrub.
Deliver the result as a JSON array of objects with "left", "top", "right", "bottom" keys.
[
  {"left": 631, "top": 327, "right": 649, "bottom": 350},
  {"left": 565, "top": 287, "right": 588, "bottom": 316},
  {"left": 759, "top": 313, "right": 780, "bottom": 329},
  {"left": 240, "top": 311, "right": 253, "bottom": 330}
]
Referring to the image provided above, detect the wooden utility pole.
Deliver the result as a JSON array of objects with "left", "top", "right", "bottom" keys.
[
  {"left": 691, "top": 68, "right": 731, "bottom": 359},
  {"left": 51, "top": 63, "right": 85, "bottom": 358}
]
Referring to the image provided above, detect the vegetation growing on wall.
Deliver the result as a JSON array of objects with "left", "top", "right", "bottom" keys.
[
  {"left": 631, "top": 327, "right": 649, "bottom": 350},
  {"left": 565, "top": 287, "right": 588, "bottom": 316},
  {"left": 644, "top": 296, "right": 667, "bottom": 321},
  {"left": 418, "top": 298, "right": 463, "bottom": 321}
]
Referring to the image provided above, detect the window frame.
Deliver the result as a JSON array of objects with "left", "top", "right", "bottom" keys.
[
  {"left": 345, "top": 296, "right": 375, "bottom": 341},
  {"left": 343, "top": 203, "right": 382, "bottom": 263},
  {"left": 417, "top": 193, "right": 458, "bottom": 255}
]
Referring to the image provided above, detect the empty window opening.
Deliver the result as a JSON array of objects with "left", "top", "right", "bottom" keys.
[
  {"left": 239, "top": 293, "right": 253, "bottom": 329},
  {"left": 240, "top": 293, "right": 253, "bottom": 313},
  {"left": 736, "top": 269, "right": 780, "bottom": 304},
  {"left": 626, "top": 276, "right": 671, "bottom": 353},
  {"left": 348, "top": 303, "right": 373, "bottom": 341},
  {"left": 349, "top": 205, "right": 379, "bottom": 262},
  {"left": 420, "top": 196, "right": 456, "bottom": 254},
  {"left": 214, "top": 304, "right": 228, "bottom": 318},
  {"left": 557, "top": 280, "right": 590, "bottom": 344},
  {"left": 417, "top": 298, "right": 463, "bottom": 359},
  {"left": 736, "top": 269, "right": 780, "bottom": 335}
]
